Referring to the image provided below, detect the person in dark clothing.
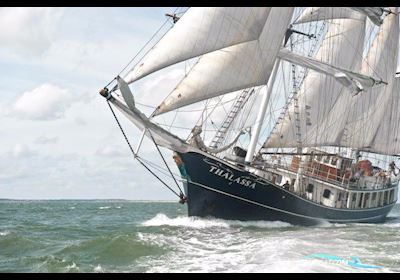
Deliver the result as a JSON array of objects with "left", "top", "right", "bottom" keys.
[{"left": 282, "top": 180, "right": 290, "bottom": 190}]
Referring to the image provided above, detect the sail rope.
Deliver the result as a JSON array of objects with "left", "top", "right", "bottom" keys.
[
  {"left": 104, "top": 7, "right": 182, "bottom": 90},
  {"left": 147, "top": 130, "right": 185, "bottom": 195},
  {"left": 105, "top": 100, "right": 187, "bottom": 203}
]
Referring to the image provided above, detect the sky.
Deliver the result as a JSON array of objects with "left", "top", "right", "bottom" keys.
[
  {"left": 0, "top": 7, "right": 399, "bottom": 201},
  {"left": 0, "top": 7, "right": 188, "bottom": 200}
]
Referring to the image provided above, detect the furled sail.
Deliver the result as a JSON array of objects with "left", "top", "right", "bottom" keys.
[
  {"left": 264, "top": 17, "right": 367, "bottom": 149},
  {"left": 277, "top": 48, "right": 381, "bottom": 93},
  {"left": 124, "top": 7, "right": 272, "bottom": 84},
  {"left": 154, "top": 7, "right": 295, "bottom": 116}
]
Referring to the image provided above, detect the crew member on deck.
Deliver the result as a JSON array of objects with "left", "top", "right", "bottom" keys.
[
  {"left": 282, "top": 180, "right": 290, "bottom": 190},
  {"left": 389, "top": 161, "right": 398, "bottom": 176}
]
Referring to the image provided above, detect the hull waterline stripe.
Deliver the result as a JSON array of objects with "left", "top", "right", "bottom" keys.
[
  {"left": 185, "top": 152, "right": 398, "bottom": 212},
  {"left": 187, "top": 180, "right": 393, "bottom": 223}
]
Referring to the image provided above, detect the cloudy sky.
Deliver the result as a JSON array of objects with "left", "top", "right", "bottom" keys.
[
  {"left": 1, "top": 7, "right": 399, "bottom": 201},
  {"left": 0, "top": 7, "right": 191, "bottom": 200}
]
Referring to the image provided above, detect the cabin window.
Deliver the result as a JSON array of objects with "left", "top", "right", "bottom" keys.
[
  {"left": 372, "top": 193, "right": 377, "bottom": 200},
  {"left": 306, "top": 184, "right": 314, "bottom": 193},
  {"left": 323, "top": 189, "right": 331, "bottom": 199},
  {"left": 358, "top": 193, "right": 364, "bottom": 208},
  {"left": 389, "top": 190, "right": 395, "bottom": 203},
  {"left": 323, "top": 156, "right": 331, "bottom": 164},
  {"left": 384, "top": 191, "right": 389, "bottom": 204},
  {"left": 331, "top": 157, "right": 338, "bottom": 166},
  {"left": 276, "top": 175, "right": 282, "bottom": 184}
]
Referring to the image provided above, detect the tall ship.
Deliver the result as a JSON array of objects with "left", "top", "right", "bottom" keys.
[{"left": 99, "top": 7, "right": 400, "bottom": 225}]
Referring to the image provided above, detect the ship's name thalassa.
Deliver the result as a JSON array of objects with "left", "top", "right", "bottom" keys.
[{"left": 208, "top": 165, "right": 256, "bottom": 189}]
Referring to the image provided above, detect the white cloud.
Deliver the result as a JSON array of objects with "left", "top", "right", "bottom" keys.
[
  {"left": 11, "top": 144, "right": 35, "bottom": 159},
  {"left": 0, "top": 7, "right": 64, "bottom": 56},
  {"left": 95, "top": 145, "right": 127, "bottom": 158},
  {"left": 13, "top": 83, "right": 75, "bottom": 121},
  {"left": 35, "top": 135, "right": 59, "bottom": 145}
]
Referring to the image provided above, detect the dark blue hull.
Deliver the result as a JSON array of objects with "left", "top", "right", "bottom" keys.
[{"left": 177, "top": 152, "right": 395, "bottom": 226}]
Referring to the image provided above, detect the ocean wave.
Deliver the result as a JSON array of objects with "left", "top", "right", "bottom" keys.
[
  {"left": 65, "top": 262, "right": 79, "bottom": 272},
  {"left": 99, "top": 206, "right": 111, "bottom": 210},
  {"left": 57, "top": 233, "right": 164, "bottom": 265},
  {"left": 141, "top": 214, "right": 293, "bottom": 229},
  {"left": 0, "top": 231, "right": 10, "bottom": 236},
  {"left": 94, "top": 264, "right": 104, "bottom": 273}
]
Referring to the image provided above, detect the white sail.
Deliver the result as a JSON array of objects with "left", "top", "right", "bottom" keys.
[
  {"left": 280, "top": 9, "right": 399, "bottom": 154},
  {"left": 265, "top": 17, "right": 367, "bottom": 149},
  {"left": 369, "top": 78, "right": 400, "bottom": 155},
  {"left": 277, "top": 48, "right": 380, "bottom": 92},
  {"left": 295, "top": 7, "right": 384, "bottom": 25},
  {"left": 154, "top": 7, "right": 294, "bottom": 116},
  {"left": 336, "top": 9, "right": 399, "bottom": 153},
  {"left": 350, "top": 7, "right": 384, "bottom": 25},
  {"left": 294, "top": 7, "right": 364, "bottom": 24},
  {"left": 124, "top": 7, "right": 271, "bottom": 84}
]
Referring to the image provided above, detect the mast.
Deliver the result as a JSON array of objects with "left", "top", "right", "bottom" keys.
[{"left": 245, "top": 58, "right": 281, "bottom": 163}]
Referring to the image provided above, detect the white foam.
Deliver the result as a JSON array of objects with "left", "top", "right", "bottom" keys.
[
  {"left": 141, "top": 214, "right": 293, "bottom": 229},
  {"left": 99, "top": 206, "right": 111, "bottom": 210},
  {"left": 94, "top": 264, "right": 104, "bottom": 273},
  {"left": 66, "top": 262, "right": 79, "bottom": 271},
  {"left": 0, "top": 231, "right": 9, "bottom": 236}
]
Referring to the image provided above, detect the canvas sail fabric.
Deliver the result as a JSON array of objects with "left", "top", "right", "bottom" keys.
[
  {"left": 124, "top": 7, "right": 272, "bottom": 84},
  {"left": 265, "top": 17, "right": 367, "bottom": 149},
  {"left": 295, "top": 7, "right": 365, "bottom": 24},
  {"left": 369, "top": 78, "right": 400, "bottom": 155},
  {"left": 108, "top": 93, "right": 193, "bottom": 153},
  {"left": 337, "top": 9, "right": 399, "bottom": 154},
  {"left": 295, "top": 7, "right": 383, "bottom": 26},
  {"left": 272, "top": 9, "right": 399, "bottom": 155},
  {"left": 154, "top": 7, "right": 295, "bottom": 116},
  {"left": 277, "top": 48, "right": 379, "bottom": 91},
  {"left": 351, "top": 7, "right": 384, "bottom": 25}
]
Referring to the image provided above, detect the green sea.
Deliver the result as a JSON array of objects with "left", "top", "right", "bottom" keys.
[{"left": 0, "top": 200, "right": 399, "bottom": 273}]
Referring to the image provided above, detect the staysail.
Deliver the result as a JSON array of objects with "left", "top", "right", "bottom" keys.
[
  {"left": 124, "top": 7, "right": 272, "bottom": 84},
  {"left": 153, "top": 7, "right": 295, "bottom": 115}
]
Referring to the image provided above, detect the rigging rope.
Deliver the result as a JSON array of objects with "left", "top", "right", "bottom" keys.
[
  {"left": 148, "top": 130, "right": 185, "bottom": 195},
  {"left": 104, "top": 7, "right": 182, "bottom": 90},
  {"left": 106, "top": 100, "right": 186, "bottom": 202}
]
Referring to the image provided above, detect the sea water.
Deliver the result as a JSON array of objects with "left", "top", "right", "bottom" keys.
[{"left": 0, "top": 200, "right": 399, "bottom": 273}]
